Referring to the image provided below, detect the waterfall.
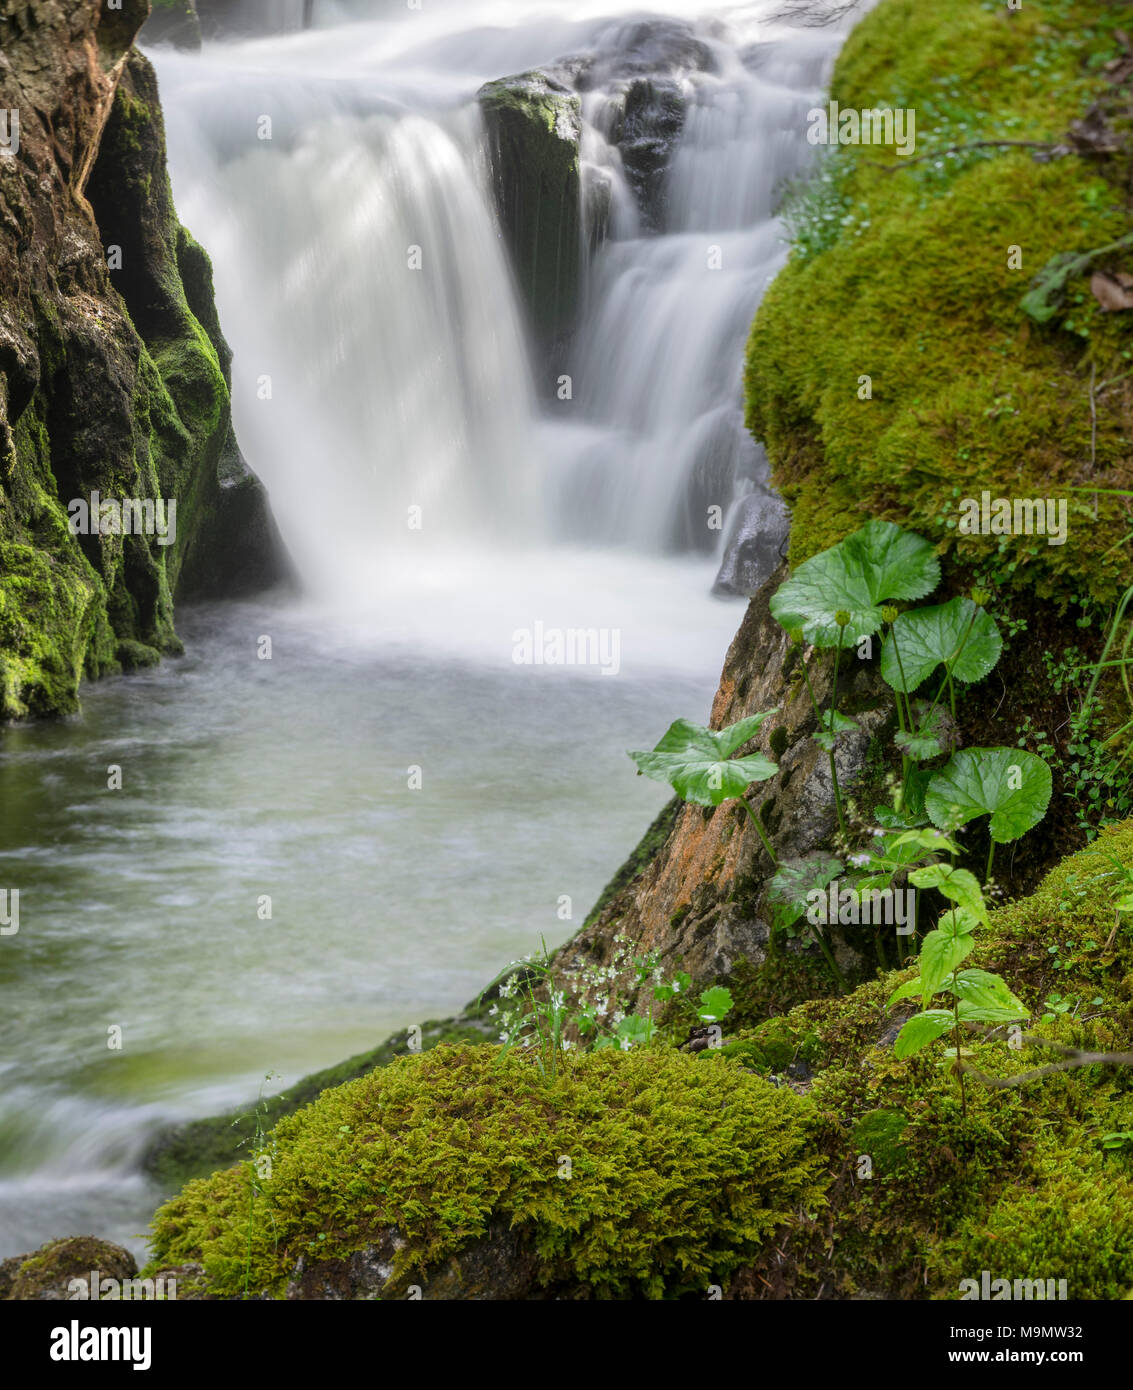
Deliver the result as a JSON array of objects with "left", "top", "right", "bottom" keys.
[{"left": 153, "top": 3, "right": 851, "bottom": 606}]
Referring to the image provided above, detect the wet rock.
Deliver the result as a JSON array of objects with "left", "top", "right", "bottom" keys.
[
  {"left": 607, "top": 77, "right": 687, "bottom": 231},
  {"left": 479, "top": 71, "right": 582, "bottom": 354},
  {"left": 285, "top": 1222, "right": 545, "bottom": 1300},
  {"left": 713, "top": 490, "right": 792, "bottom": 596},
  {"left": 0, "top": 2, "right": 288, "bottom": 720},
  {"left": 577, "top": 19, "right": 718, "bottom": 230}
]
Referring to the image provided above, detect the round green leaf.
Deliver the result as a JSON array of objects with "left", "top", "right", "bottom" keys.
[
  {"left": 881, "top": 597, "right": 1002, "bottom": 694},
  {"left": 925, "top": 747, "right": 1052, "bottom": 843},
  {"left": 770, "top": 520, "right": 940, "bottom": 649}
]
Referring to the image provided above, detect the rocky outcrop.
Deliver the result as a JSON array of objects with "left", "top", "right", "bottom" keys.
[
  {"left": 577, "top": 19, "right": 716, "bottom": 232},
  {"left": 712, "top": 489, "right": 791, "bottom": 596},
  {"left": 551, "top": 562, "right": 892, "bottom": 1014},
  {"left": 0, "top": 0, "right": 287, "bottom": 720},
  {"left": 140, "top": 0, "right": 200, "bottom": 49},
  {"left": 479, "top": 71, "right": 582, "bottom": 356},
  {"left": 145, "top": 1044, "right": 825, "bottom": 1300}
]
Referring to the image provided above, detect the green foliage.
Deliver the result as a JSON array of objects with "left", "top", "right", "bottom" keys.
[
  {"left": 629, "top": 713, "right": 779, "bottom": 806},
  {"left": 925, "top": 747, "right": 1053, "bottom": 843},
  {"left": 628, "top": 712, "right": 780, "bottom": 865},
  {"left": 769, "top": 520, "right": 940, "bottom": 649},
  {"left": 148, "top": 1044, "right": 826, "bottom": 1299},
  {"left": 770, "top": 523, "right": 1053, "bottom": 938},
  {"left": 768, "top": 855, "right": 843, "bottom": 932},
  {"left": 698, "top": 985, "right": 735, "bottom": 1023},
  {"left": 886, "top": 853, "right": 1024, "bottom": 1110},
  {"left": 881, "top": 598, "right": 1002, "bottom": 693}
]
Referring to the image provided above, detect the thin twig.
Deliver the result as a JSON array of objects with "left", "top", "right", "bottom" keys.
[
  {"left": 1088, "top": 361, "right": 1098, "bottom": 507},
  {"left": 955, "top": 1020, "right": 1133, "bottom": 1087}
]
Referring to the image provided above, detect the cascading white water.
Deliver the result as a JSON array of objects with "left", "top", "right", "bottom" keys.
[
  {"left": 548, "top": 24, "right": 845, "bottom": 553},
  {"left": 155, "top": 2, "right": 850, "bottom": 608}
]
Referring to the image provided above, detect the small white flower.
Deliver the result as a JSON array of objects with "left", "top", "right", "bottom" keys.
[
  {"left": 488, "top": 1004, "right": 498, "bottom": 1016},
  {"left": 849, "top": 853, "right": 871, "bottom": 867},
  {"left": 596, "top": 997, "right": 608, "bottom": 1018},
  {"left": 612, "top": 1010, "right": 625, "bottom": 1026},
  {"left": 619, "top": 1037, "right": 633, "bottom": 1052}
]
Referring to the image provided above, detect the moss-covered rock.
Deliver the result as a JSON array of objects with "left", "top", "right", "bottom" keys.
[
  {"left": 728, "top": 819, "right": 1133, "bottom": 1299},
  {"left": 0, "top": 9, "right": 286, "bottom": 722},
  {"left": 148, "top": 1043, "right": 826, "bottom": 1300},
  {"left": 745, "top": 0, "right": 1132, "bottom": 608},
  {"left": 0, "top": 1237, "right": 137, "bottom": 1301}
]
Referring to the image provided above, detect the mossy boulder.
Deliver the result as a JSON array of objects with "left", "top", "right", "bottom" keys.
[
  {"left": 148, "top": 1043, "right": 826, "bottom": 1299},
  {"left": 729, "top": 819, "right": 1133, "bottom": 1299},
  {"left": 0, "top": 1237, "right": 136, "bottom": 1301},
  {"left": 479, "top": 71, "right": 582, "bottom": 355},
  {"left": 745, "top": 0, "right": 1133, "bottom": 608}
]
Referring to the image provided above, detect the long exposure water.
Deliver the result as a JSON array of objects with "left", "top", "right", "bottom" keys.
[{"left": 0, "top": 0, "right": 852, "bottom": 1258}]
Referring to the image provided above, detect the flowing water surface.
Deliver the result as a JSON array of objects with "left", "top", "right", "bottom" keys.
[{"left": 0, "top": 0, "right": 851, "bottom": 1258}]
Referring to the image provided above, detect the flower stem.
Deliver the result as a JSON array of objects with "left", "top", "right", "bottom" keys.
[
  {"left": 828, "top": 642, "right": 849, "bottom": 840},
  {"left": 741, "top": 797, "right": 778, "bottom": 867},
  {"left": 953, "top": 994, "right": 967, "bottom": 1120}
]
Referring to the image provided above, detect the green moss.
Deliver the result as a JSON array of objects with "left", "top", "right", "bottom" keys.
[
  {"left": 143, "top": 1017, "right": 493, "bottom": 1191},
  {"left": 719, "top": 1013, "right": 822, "bottom": 1072},
  {"left": 736, "top": 820, "right": 1133, "bottom": 1298},
  {"left": 116, "top": 638, "right": 163, "bottom": 671},
  {"left": 746, "top": 0, "right": 1133, "bottom": 609},
  {"left": 936, "top": 1141, "right": 1133, "bottom": 1299},
  {"left": 4, "top": 1237, "right": 136, "bottom": 1300},
  {"left": 148, "top": 1043, "right": 826, "bottom": 1300},
  {"left": 850, "top": 1108, "right": 911, "bottom": 1174},
  {"left": 0, "top": 474, "right": 114, "bottom": 721}
]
